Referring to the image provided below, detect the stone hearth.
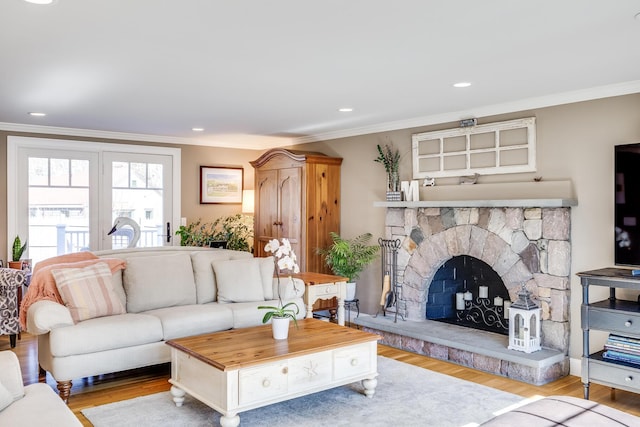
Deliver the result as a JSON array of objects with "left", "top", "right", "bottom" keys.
[{"left": 360, "top": 203, "right": 573, "bottom": 384}]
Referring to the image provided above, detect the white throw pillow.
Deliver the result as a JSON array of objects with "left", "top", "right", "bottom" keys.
[
  {"left": 190, "top": 250, "right": 252, "bottom": 303},
  {"left": 212, "top": 258, "right": 266, "bottom": 303},
  {"left": 51, "top": 262, "right": 126, "bottom": 323},
  {"left": 123, "top": 253, "right": 197, "bottom": 313}
]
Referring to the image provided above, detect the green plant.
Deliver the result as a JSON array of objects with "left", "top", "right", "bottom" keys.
[
  {"left": 257, "top": 301, "right": 300, "bottom": 326},
  {"left": 374, "top": 143, "right": 400, "bottom": 175},
  {"left": 175, "top": 214, "right": 252, "bottom": 251},
  {"left": 317, "top": 232, "right": 379, "bottom": 282},
  {"left": 12, "top": 235, "right": 27, "bottom": 262}
]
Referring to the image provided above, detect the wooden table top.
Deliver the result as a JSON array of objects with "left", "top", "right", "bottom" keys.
[
  {"left": 166, "top": 319, "right": 379, "bottom": 371},
  {"left": 290, "top": 272, "right": 348, "bottom": 285}
]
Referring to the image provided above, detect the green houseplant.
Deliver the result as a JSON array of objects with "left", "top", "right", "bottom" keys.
[
  {"left": 318, "top": 232, "right": 379, "bottom": 301},
  {"left": 374, "top": 143, "right": 401, "bottom": 193},
  {"left": 258, "top": 238, "right": 301, "bottom": 339},
  {"left": 9, "top": 235, "right": 27, "bottom": 269},
  {"left": 175, "top": 214, "right": 252, "bottom": 252}
]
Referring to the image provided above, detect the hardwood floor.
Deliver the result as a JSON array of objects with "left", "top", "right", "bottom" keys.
[{"left": 5, "top": 331, "right": 640, "bottom": 426}]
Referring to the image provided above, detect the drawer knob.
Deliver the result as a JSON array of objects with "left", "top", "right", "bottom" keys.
[
  {"left": 626, "top": 376, "right": 633, "bottom": 382},
  {"left": 262, "top": 379, "right": 271, "bottom": 388},
  {"left": 350, "top": 358, "right": 358, "bottom": 366},
  {"left": 625, "top": 321, "right": 633, "bottom": 327}
]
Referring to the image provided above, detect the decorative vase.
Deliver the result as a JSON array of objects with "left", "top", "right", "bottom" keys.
[
  {"left": 387, "top": 171, "right": 400, "bottom": 192},
  {"left": 8, "top": 261, "right": 23, "bottom": 269},
  {"left": 346, "top": 282, "right": 357, "bottom": 301},
  {"left": 272, "top": 317, "right": 290, "bottom": 340}
]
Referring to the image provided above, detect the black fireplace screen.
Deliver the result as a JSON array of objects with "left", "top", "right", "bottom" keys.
[{"left": 426, "top": 255, "right": 510, "bottom": 335}]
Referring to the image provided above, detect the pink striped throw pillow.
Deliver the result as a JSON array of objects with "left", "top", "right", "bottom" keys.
[{"left": 51, "top": 262, "right": 125, "bottom": 323}]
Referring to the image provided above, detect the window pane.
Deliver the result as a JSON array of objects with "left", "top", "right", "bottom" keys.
[
  {"left": 148, "top": 163, "right": 163, "bottom": 188},
  {"left": 50, "top": 159, "right": 69, "bottom": 186},
  {"left": 112, "top": 162, "right": 129, "bottom": 187},
  {"left": 29, "top": 158, "right": 48, "bottom": 186},
  {"left": 71, "top": 159, "right": 89, "bottom": 187},
  {"left": 130, "top": 163, "right": 147, "bottom": 188}
]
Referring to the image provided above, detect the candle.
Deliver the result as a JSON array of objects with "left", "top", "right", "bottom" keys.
[
  {"left": 464, "top": 290, "right": 473, "bottom": 301},
  {"left": 504, "top": 301, "right": 511, "bottom": 318},
  {"left": 494, "top": 296, "right": 503, "bottom": 306},
  {"left": 479, "top": 286, "right": 489, "bottom": 299},
  {"left": 456, "top": 293, "right": 465, "bottom": 310}
]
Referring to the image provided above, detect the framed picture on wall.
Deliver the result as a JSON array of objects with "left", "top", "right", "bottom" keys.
[{"left": 200, "top": 166, "right": 243, "bottom": 204}]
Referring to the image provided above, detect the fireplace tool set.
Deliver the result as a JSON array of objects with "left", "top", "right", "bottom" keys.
[{"left": 375, "top": 238, "right": 406, "bottom": 322}]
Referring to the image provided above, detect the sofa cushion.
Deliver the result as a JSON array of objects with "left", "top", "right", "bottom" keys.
[
  {"left": 0, "top": 382, "right": 13, "bottom": 411},
  {"left": 51, "top": 262, "right": 126, "bottom": 323},
  {"left": 123, "top": 253, "right": 197, "bottom": 313},
  {"left": 49, "top": 313, "right": 163, "bottom": 357},
  {"left": 144, "top": 304, "right": 234, "bottom": 340},
  {"left": 212, "top": 258, "right": 266, "bottom": 303},
  {"left": 190, "top": 250, "right": 252, "bottom": 304},
  {"left": 1, "top": 383, "right": 82, "bottom": 426}
]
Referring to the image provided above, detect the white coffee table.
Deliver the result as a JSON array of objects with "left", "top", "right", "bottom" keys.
[{"left": 166, "top": 319, "right": 380, "bottom": 427}]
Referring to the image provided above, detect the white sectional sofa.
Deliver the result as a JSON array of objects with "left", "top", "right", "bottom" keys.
[
  {"left": 0, "top": 350, "right": 82, "bottom": 426},
  {"left": 25, "top": 246, "right": 305, "bottom": 401}
]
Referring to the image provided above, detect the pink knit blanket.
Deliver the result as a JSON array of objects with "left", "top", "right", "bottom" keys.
[{"left": 19, "top": 252, "right": 126, "bottom": 330}]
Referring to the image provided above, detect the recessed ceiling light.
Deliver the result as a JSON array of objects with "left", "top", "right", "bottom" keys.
[
  {"left": 338, "top": 107, "right": 353, "bottom": 112},
  {"left": 453, "top": 82, "right": 472, "bottom": 88},
  {"left": 192, "top": 127, "right": 204, "bottom": 132},
  {"left": 24, "top": 0, "right": 55, "bottom": 4},
  {"left": 28, "top": 112, "right": 46, "bottom": 117}
]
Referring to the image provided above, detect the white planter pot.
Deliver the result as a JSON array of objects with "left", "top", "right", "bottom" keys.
[
  {"left": 272, "top": 317, "right": 290, "bottom": 340},
  {"left": 346, "top": 282, "right": 357, "bottom": 301}
]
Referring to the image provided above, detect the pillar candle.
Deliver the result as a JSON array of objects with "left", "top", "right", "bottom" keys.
[
  {"left": 456, "top": 293, "right": 465, "bottom": 310},
  {"left": 504, "top": 301, "right": 511, "bottom": 318},
  {"left": 494, "top": 296, "right": 503, "bottom": 306},
  {"left": 479, "top": 286, "right": 489, "bottom": 299},
  {"left": 464, "top": 290, "right": 473, "bottom": 301}
]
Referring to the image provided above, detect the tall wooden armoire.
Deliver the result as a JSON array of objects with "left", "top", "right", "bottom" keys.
[{"left": 250, "top": 148, "right": 342, "bottom": 274}]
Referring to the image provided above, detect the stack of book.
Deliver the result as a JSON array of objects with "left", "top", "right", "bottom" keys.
[{"left": 603, "top": 334, "right": 640, "bottom": 365}]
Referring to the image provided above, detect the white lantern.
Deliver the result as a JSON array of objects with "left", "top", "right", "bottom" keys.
[{"left": 508, "top": 284, "right": 541, "bottom": 353}]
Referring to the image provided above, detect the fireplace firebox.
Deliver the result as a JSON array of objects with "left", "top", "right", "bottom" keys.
[{"left": 427, "top": 255, "right": 511, "bottom": 334}]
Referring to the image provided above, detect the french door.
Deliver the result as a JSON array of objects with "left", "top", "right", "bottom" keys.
[{"left": 8, "top": 136, "right": 181, "bottom": 266}]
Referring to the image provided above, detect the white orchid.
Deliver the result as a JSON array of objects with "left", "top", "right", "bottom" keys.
[{"left": 264, "top": 238, "right": 300, "bottom": 274}]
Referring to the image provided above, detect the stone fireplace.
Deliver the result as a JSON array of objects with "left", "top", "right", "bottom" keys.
[{"left": 356, "top": 202, "right": 573, "bottom": 384}]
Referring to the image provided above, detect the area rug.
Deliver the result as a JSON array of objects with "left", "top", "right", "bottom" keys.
[{"left": 82, "top": 356, "right": 523, "bottom": 427}]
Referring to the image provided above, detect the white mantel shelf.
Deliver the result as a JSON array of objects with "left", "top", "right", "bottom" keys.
[
  {"left": 373, "top": 180, "right": 578, "bottom": 208},
  {"left": 374, "top": 199, "right": 577, "bottom": 208}
]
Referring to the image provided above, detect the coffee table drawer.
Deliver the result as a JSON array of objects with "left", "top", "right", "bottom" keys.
[
  {"left": 289, "top": 351, "right": 332, "bottom": 393},
  {"left": 239, "top": 362, "right": 288, "bottom": 405},
  {"left": 333, "top": 343, "right": 373, "bottom": 380}
]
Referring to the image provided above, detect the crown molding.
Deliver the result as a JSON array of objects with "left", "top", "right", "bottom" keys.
[
  {"left": 2, "top": 80, "right": 638, "bottom": 149},
  {"left": 293, "top": 80, "right": 640, "bottom": 144}
]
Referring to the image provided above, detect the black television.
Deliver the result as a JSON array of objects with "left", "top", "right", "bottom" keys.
[{"left": 615, "top": 143, "right": 640, "bottom": 267}]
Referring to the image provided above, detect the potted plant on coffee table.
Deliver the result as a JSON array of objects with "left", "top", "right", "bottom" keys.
[
  {"left": 9, "top": 235, "right": 27, "bottom": 269},
  {"left": 258, "top": 238, "right": 301, "bottom": 339},
  {"left": 318, "top": 232, "right": 379, "bottom": 301}
]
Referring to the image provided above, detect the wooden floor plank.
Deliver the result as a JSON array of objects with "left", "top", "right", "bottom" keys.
[{"left": 4, "top": 330, "right": 640, "bottom": 426}]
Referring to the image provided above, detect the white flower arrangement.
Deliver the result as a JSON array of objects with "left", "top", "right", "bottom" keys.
[
  {"left": 264, "top": 238, "right": 300, "bottom": 274},
  {"left": 258, "top": 238, "right": 301, "bottom": 327}
]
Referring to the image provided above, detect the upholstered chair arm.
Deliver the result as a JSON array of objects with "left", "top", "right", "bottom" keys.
[
  {"left": 26, "top": 300, "right": 74, "bottom": 335},
  {"left": 272, "top": 277, "right": 305, "bottom": 300},
  {"left": 0, "top": 350, "right": 25, "bottom": 400}
]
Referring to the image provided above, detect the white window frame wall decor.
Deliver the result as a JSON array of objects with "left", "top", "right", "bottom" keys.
[{"left": 412, "top": 117, "right": 536, "bottom": 179}]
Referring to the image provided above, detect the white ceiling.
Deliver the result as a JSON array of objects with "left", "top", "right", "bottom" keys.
[{"left": 1, "top": 0, "right": 639, "bottom": 150}]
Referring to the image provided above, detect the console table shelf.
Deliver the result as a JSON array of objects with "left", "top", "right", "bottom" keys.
[{"left": 578, "top": 268, "right": 640, "bottom": 399}]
